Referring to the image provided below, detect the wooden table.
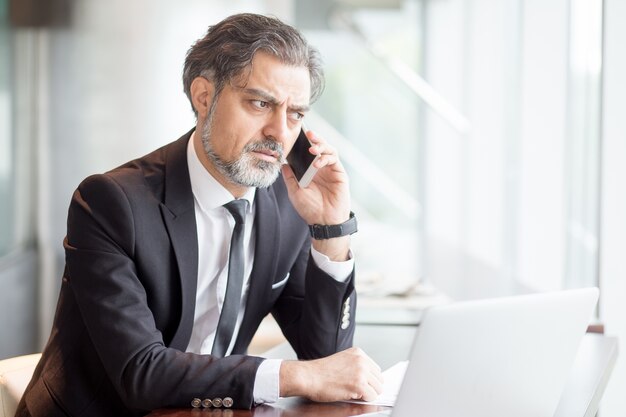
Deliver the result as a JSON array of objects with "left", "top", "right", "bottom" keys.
[
  {"left": 148, "top": 399, "right": 386, "bottom": 417},
  {"left": 148, "top": 325, "right": 618, "bottom": 417}
]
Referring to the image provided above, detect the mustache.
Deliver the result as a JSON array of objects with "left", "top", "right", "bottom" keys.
[{"left": 244, "top": 139, "right": 285, "bottom": 163}]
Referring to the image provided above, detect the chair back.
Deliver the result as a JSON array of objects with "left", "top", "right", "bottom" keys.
[{"left": 0, "top": 353, "right": 41, "bottom": 417}]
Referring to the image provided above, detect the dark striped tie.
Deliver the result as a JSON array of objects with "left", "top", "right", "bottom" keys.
[{"left": 211, "top": 199, "right": 248, "bottom": 357}]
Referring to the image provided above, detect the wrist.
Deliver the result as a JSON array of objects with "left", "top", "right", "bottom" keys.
[
  {"left": 311, "top": 236, "right": 351, "bottom": 261},
  {"left": 279, "top": 360, "right": 312, "bottom": 398},
  {"left": 309, "top": 212, "right": 357, "bottom": 240}
]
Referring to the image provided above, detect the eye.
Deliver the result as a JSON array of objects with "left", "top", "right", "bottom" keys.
[
  {"left": 252, "top": 100, "right": 269, "bottom": 109},
  {"left": 289, "top": 111, "right": 305, "bottom": 121}
]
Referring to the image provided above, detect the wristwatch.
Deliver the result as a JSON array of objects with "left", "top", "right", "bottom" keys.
[{"left": 309, "top": 212, "right": 358, "bottom": 240}]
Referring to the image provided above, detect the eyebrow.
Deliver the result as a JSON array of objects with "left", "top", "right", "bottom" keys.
[{"left": 242, "top": 87, "right": 310, "bottom": 114}]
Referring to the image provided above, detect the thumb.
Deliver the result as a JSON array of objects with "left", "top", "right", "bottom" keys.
[{"left": 281, "top": 164, "right": 300, "bottom": 194}]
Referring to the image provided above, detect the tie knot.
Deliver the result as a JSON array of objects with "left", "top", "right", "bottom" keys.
[{"left": 224, "top": 199, "right": 248, "bottom": 225}]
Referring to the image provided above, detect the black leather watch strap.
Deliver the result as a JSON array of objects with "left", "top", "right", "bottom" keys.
[{"left": 309, "top": 212, "right": 358, "bottom": 240}]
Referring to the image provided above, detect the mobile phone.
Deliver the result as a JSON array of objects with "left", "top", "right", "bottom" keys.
[{"left": 287, "top": 127, "right": 319, "bottom": 188}]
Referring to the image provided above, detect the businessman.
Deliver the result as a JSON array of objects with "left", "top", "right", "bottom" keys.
[{"left": 16, "top": 12, "right": 383, "bottom": 417}]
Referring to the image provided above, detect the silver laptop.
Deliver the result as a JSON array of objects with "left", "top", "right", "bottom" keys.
[{"left": 367, "top": 287, "right": 599, "bottom": 417}]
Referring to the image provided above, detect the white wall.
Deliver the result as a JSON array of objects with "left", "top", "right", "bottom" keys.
[{"left": 598, "top": 0, "right": 626, "bottom": 414}]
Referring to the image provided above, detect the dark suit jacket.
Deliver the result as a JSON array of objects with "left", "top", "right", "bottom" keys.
[{"left": 17, "top": 130, "right": 356, "bottom": 417}]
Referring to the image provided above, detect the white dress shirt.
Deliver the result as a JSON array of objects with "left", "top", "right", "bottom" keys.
[{"left": 184, "top": 133, "right": 354, "bottom": 403}]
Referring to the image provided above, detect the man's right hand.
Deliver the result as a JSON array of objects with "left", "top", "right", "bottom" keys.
[{"left": 279, "top": 347, "right": 384, "bottom": 402}]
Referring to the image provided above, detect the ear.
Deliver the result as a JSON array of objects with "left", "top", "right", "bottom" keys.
[{"left": 190, "top": 76, "right": 215, "bottom": 119}]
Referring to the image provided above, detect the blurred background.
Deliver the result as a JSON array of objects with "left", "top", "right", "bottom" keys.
[{"left": 0, "top": 0, "right": 624, "bottom": 415}]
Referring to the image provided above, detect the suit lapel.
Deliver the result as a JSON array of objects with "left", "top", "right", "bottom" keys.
[
  {"left": 232, "top": 186, "right": 280, "bottom": 353},
  {"left": 159, "top": 131, "right": 199, "bottom": 350}
]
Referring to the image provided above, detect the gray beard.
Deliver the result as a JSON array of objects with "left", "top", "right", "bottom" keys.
[{"left": 200, "top": 98, "right": 285, "bottom": 189}]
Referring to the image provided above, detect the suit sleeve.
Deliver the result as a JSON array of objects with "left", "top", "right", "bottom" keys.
[
  {"left": 64, "top": 174, "right": 263, "bottom": 411},
  {"left": 270, "top": 238, "right": 356, "bottom": 359}
]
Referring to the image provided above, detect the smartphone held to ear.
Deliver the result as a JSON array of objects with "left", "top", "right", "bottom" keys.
[{"left": 287, "top": 127, "right": 319, "bottom": 188}]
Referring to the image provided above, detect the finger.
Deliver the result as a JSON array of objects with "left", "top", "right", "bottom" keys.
[
  {"left": 356, "top": 350, "right": 383, "bottom": 375},
  {"left": 313, "top": 154, "right": 339, "bottom": 169},
  {"left": 306, "top": 131, "right": 337, "bottom": 156},
  {"left": 367, "top": 371, "right": 384, "bottom": 395},
  {"left": 369, "top": 368, "right": 384, "bottom": 387},
  {"left": 309, "top": 142, "right": 337, "bottom": 158},
  {"left": 281, "top": 164, "right": 300, "bottom": 193},
  {"left": 351, "top": 349, "right": 384, "bottom": 386},
  {"left": 358, "top": 384, "right": 381, "bottom": 402},
  {"left": 305, "top": 129, "right": 324, "bottom": 145}
]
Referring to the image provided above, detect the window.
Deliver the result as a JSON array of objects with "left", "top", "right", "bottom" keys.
[
  {"left": 0, "top": 0, "right": 38, "bottom": 257},
  {"left": 301, "top": 2, "right": 425, "bottom": 296},
  {"left": 0, "top": 0, "right": 13, "bottom": 255},
  {"left": 302, "top": 0, "right": 603, "bottom": 299}
]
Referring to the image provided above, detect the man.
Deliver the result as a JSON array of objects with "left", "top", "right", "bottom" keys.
[{"left": 16, "top": 13, "right": 383, "bottom": 417}]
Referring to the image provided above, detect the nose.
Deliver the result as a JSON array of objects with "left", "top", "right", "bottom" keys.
[{"left": 262, "top": 110, "right": 290, "bottom": 144}]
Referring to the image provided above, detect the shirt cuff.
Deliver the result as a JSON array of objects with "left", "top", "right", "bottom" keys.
[
  {"left": 253, "top": 359, "right": 282, "bottom": 404},
  {"left": 310, "top": 246, "right": 354, "bottom": 283}
]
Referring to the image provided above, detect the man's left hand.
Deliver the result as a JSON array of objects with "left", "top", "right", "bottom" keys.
[{"left": 282, "top": 130, "right": 352, "bottom": 261}]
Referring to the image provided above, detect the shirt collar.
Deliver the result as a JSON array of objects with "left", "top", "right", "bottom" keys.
[{"left": 187, "top": 131, "right": 256, "bottom": 214}]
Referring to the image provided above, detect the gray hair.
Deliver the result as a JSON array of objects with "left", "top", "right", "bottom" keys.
[{"left": 183, "top": 13, "right": 325, "bottom": 115}]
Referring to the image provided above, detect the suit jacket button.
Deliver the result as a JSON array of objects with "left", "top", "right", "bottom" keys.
[
  {"left": 223, "top": 397, "right": 234, "bottom": 408},
  {"left": 191, "top": 398, "right": 201, "bottom": 408},
  {"left": 201, "top": 398, "right": 212, "bottom": 408},
  {"left": 341, "top": 320, "right": 350, "bottom": 329},
  {"left": 212, "top": 397, "right": 223, "bottom": 407}
]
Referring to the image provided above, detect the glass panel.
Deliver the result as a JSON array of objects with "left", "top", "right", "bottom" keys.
[
  {"left": 302, "top": 2, "right": 424, "bottom": 288},
  {"left": 0, "top": 0, "right": 13, "bottom": 255},
  {"left": 419, "top": 0, "right": 603, "bottom": 295},
  {"left": 564, "top": 0, "right": 603, "bottom": 289},
  {"left": 323, "top": 0, "right": 604, "bottom": 299}
]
